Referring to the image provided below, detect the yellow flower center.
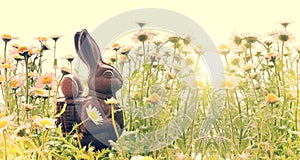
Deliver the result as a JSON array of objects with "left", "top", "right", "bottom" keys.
[
  {"left": 18, "top": 46, "right": 29, "bottom": 53},
  {"left": 41, "top": 76, "right": 53, "bottom": 84},
  {"left": 28, "top": 72, "right": 36, "bottom": 78},
  {"left": 0, "top": 120, "right": 8, "bottom": 129},
  {"left": 112, "top": 43, "right": 120, "bottom": 49},
  {"left": 37, "top": 37, "right": 48, "bottom": 42},
  {"left": 266, "top": 93, "right": 279, "bottom": 103},
  {"left": 1, "top": 63, "right": 12, "bottom": 69},
  {"left": 40, "top": 119, "right": 52, "bottom": 128},
  {"left": 2, "top": 34, "right": 12, "bottom": 39},
  {"left": 87, "top": 111, "right": 98, "bottom": 120},
  {"left": 0, "top": 75, "right": 4, "bottom": 82},
  {"left": 242, "top": 65, "right": 252, "bottom": 72},
  {"left": 225, "top": 80, "right": 233, "bottom": 88},
  {"left": 0, "top": 113, "right": 3, "bottom": 118},
  {"left": 11, "top": 79, "right": 20, "bottom": 88}
]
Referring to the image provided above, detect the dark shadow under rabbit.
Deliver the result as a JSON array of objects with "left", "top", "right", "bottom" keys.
[{"left": 57, "top": 29, "right": 124, "bottom": 150}]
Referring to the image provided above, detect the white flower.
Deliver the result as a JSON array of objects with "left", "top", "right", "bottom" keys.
[
  {"left": 33, "top": 117, "right": 56, "bottom": 129},
  {"left": 0, "top": 113, "right": 15, "bottom": 132},
  {"left": 104, "top": 97, "right": 118, "bottom": 105},
  {"left": 86, "top": 105, "right": 103, "bottom": 125}
]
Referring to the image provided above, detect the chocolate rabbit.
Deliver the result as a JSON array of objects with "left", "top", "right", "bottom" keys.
[{"left": 58, "top": 29, "right": 124, "bottom": 150}]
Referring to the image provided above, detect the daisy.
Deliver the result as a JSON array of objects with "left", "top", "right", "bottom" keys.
[
  {"left": 36, "top": 73, "right": 57, "bottom": 89},
  {"left": 145, "top": 93, "right": 160, "bottom": 104},
  {"left": 104, "top": 97, "right": 118, "bottom": 105},
  {"left": 0, "top": 113, "right": 15, "bottom": 132},
  {"left": 242, "top": 64, "right": 253, "bottom": 72},
  {"left": 1, "top": 34, "right": 18, "bottom": 43},
  {"left": 111, "top": 43, "right": 121, "bottom": 51},
  {"left": 29, "top": 87, "right": 50, "bottom": 98},
  {"left": 41, "top": 42, "right": 51, "bottom": 51},
  {"left": 33, "top": 117, "right": 56, "bottom": 129},
  {"left": 0, "top": 75, "right": 4, "bottom": 84},
  {"left": 34, "top": 36, "right": 48, "bottom": 42},
  {"left": 266, "top": 93, "right": 283, "bottom": 104},
  {"left": 62, "top": 54, "right": 76, "bottom": 63},
  {"left": 50, "top": 34, "right": 63, "bottom": 42},
  {"left": 85, "top": 105, "right": 103, "bottom": 125},
  {"left": 11, "top": 77, "right": 23, "bottom": 90},
  {"left": 1, "top": 62, "right": 16, "bottom": 70},
  {"left": 29, "top": 48, "right": 41, "bottom": 56},
  {"left": 223, "top": 76, "right": 240, "bottom": 89},
  {"left": 218, "top": 44, "right": 230, "bottom": 55},
  {"left": 60, "top": 66, "right": 72, "bottom": 75}
]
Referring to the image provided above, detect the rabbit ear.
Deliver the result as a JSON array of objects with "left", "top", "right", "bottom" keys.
[{"left": 75, "top": 29, "right": 103, "bottom": 70}]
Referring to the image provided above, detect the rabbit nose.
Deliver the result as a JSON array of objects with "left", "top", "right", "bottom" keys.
[{"left": 103, "top": 70, "right": 113, "bottom": 78}]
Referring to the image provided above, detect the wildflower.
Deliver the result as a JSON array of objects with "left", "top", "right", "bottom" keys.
[
  {"left": 242, "top": 64, "right": 252, "bottom": 72},
  {"left": 192, "top": 79, "right": 205, "bottom": 89},
  {"left": 104, "top": 97, "right": 118, "bottom": 105},
  {"left": 242, "top": 33, "right": 258, "bottom": 44},
  {"left": 50, "top": 34, "right": 62, "bottom": 42},
  {"left": 14, "top": 123, "right": 31, "bottom": 137},
  {"left": 33, "top": 117, "right": 56, "bottom": 129},
  {"left": 0, "top": 113, "right": 15, "bottom": 132},
  {"left": 119, "top": 46, "right": 131, "bottom": 55},
  {"left": 224, "top": 76, "right": 240, "bottom": 89},
  {"left": 276, "top": 30, "right": 295, "bottom": 42},
  {"left": 232, "top": 35, "right": 243, "bottom": 46},
  {"left": 29, "top": 48, "right": 41, "bottom": 56},
  {"left": 130, "top": 155, "right": 154, "bottom": 160},
  {"left": 36, "top": 73, "right": 57, "bottom": 89},
  {"left": 29, "top": 87, "right": 49, "bottom": 98},
  {"left": 11, "top": 53, "right": 23, "bottom": 61},
  {"left": 133, "top": 31, "right": 156, "bottom": 43},
  {"left": 11, "top": 43, "right": 20, "bottom": 49},
  {"left": 146, "top": 93, "right": 160, "bottom": 104},
  {"left": 119, "top": 54, "right": 128, "bottom": 63},
  {"left": 218, "top": 44, "right": 230, "bottom": 55},
  {"left": 278, "top": 20, "right": 292, "bottom": 29},
  {"left": 230, "top": 57, "right": 241, "bottom": 66},
  {"left": 130, "top": 91, "right": 140, "bottom": 101},
  {"left": 24, "top": 104, "right": 34, "bottom": 111},
  {"left": 61, "top": 66, "right": 72, "bottom": 75},
  {"left": 28, "top": 72, "right": 37, "bottom": 79},
  {"left": 185, "top": 57, "right": 194, "bottom": 66},
  {"left": 18, "top": 46, "right": 30, "bottom": 56},
  {"left": 85, "top": 105, "right": 103, "bottom": 125},
  {"left": 111, "top": 43, "right": 120, "bottom": 51},
  {"left": 266, "top": 93, "right": 282, "bottom": 104},
  {"left": 62, "top": 54, "right": 75, "bottom": 63},
  {"left": 265, "top": 52, "right": 278, "bottom": 62},
  {"left": 0, "top": 75, "right": 4, "bottom": 84},
  {"left": 1, "top": 62, "right": 13, "bottom": 70},
  {"left": 1, "top": 34, "right": 17, "bottom": 43},
  {"left": 41, "top": 42, "right": 51, "bottom": 51},
  {"left": 136, "top": 22, "right": 147, "bottom": 28},
  {"left": 11, "top": 77, "right": 22, "bottom": 90},
  {"left": 34, "top": 36, "right": 48, "bottom": 42}
]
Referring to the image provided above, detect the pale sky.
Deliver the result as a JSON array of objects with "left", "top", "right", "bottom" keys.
[{"left": 1, "top": 0, "right": 300, "bottom": 67}]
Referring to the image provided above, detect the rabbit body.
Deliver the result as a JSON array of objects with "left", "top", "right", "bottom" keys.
[{"left": 58, "top": 29, "right": 124, "bottom": 150}]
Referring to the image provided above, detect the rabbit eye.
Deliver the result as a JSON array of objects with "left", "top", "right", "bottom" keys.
[{"left": 103, "top": 70, "right": 113, "bottom": 78}]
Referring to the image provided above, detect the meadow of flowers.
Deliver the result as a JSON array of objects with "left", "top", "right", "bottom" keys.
[{"left": 0, "top": 21, "right": 300, "bottom": 160}]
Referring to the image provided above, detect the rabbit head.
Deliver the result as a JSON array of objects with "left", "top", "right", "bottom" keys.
[{"left": 74, "top": 29, "right": 123, "bottom": 97}]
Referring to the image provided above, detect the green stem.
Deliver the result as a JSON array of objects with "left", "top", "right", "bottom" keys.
[
  {"left": 111, "top": 104, "right": 120, "bottom": 138},
  {"left": 3, "top": 130, "right": 7, "bottom": 160},
  {"left": 53, "top": 41, "right": 57, "bottom": 77},
  {"left": 25, "top": 56, "right": 29, "bottom": 104}
]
